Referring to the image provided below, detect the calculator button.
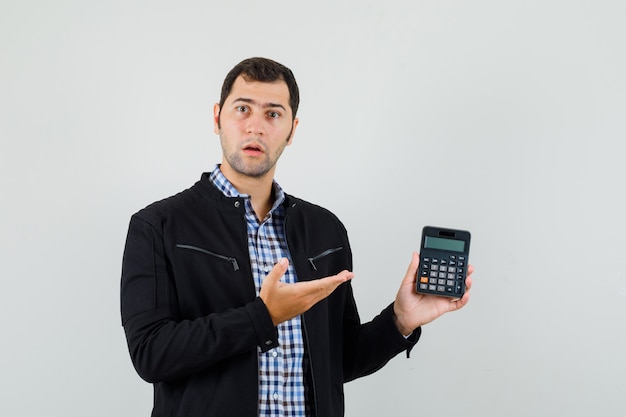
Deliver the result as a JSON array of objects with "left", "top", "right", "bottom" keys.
[
  {"left": 430, "top": 271, "right": 438, "bottom": 278},
  {"left": 420, "top": 276, "right": 429, "bottom": 284},
  {"left": 448, "top": 273, "right": 455, "bottom": 279},
  {"left": 438, "top": 272, "right": 447, "bottom": 279},
  {"left": 431, "top": 265, "right": 439, "bottom": 271},
  {"left": 419, "top": 283, "right": 428, "bottom": 290},
  {"left": 448, "top": 266, "right": 456, "bottom": 273},
  {"left": 437, "top": 285, "right": 445, "bottom": 292}
]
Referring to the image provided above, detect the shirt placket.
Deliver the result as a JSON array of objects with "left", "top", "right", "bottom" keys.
[
  {"left": 257, "top": 215, "right": 286, "bottom": 416},
  {"left": 210, "top": 167, "right": 306, "bottom": 416}
]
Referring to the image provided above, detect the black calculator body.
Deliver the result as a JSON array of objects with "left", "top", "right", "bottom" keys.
[{"left": 416, "top": 226, "right": 471, "bottom": 298}]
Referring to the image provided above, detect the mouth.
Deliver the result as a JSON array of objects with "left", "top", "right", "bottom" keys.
[{"left": 242, "top": 142, "right": 264, "bottom": 156}]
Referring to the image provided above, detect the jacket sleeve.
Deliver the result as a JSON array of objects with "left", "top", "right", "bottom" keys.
[
  {"left": 341, "top": 291, "right": 421, "bottom": 382},
  {"left": 120, "top": 214, "right": 278, "bottom": 383}
]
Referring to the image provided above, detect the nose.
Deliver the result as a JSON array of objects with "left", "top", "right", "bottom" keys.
[{"left": 245, "top": 112, "right": 265, "bottom": 135}]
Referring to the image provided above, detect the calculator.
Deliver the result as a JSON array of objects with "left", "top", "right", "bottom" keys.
[{"left": 416, "top": 226, "right": 471, "bottom": 298}]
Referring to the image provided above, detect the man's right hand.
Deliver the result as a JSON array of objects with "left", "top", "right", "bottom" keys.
[{"left": 259, "top": 258, "right": 354, "bottom": 326}]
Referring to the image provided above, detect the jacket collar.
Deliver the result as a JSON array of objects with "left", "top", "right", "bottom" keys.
[{"left": 194, "top": 172, "right": 299, "bottom": 214}]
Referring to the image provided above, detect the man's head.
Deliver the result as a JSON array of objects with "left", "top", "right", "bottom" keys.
[
  {"left": 213, "top": 57, "right": 300, "bottom": 181},
  {"left": 217, "top": 57, "right": 300, "bottom": 128}
]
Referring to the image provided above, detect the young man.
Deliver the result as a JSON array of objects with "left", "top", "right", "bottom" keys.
[{"left": 120, "top": 57, "right": 473, "bottom": 417}]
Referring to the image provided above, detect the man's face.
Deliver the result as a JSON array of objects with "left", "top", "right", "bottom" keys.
[{"left": 214, "top": 75, "right": 298, "bottom": 179}]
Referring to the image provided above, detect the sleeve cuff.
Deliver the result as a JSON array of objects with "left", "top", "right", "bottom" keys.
[{"left": 245, "top": 297, "right": 279, "bottom": 352}]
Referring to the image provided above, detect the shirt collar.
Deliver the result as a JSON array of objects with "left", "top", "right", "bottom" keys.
[{"left": 208, "top": 164, "right": 286, "bottom": 213}]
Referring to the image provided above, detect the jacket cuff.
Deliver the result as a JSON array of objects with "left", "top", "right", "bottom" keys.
[
  {"left": 384, "top": 303, "right": 421, "bottom": 357},
  {"left": 404, "top": 327, "right": 421, "bottom": 358},
  {"left": 245, "top": 297, "right": 279, "bottom": 352}
]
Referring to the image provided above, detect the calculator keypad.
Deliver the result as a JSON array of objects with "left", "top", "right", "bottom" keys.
[{"left": 417, "top": 255, "right": 466, "bottom": 297}]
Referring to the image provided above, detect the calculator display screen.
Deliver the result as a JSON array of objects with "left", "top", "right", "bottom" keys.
[{"left": 424, "top": 236, "right": 465, "bottom": 252}]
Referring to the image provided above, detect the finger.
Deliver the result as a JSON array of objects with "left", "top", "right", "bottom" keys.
[
  {"left": 336, "top": 270, "right": 354, "bottom": 281},
  {"left": 457, "top": 289, "right": 471, "bottom": 309},
  {"left": 316, "top": 270, "right": 354, "bottom": 293},
  {"left": 300, "top": 270, "right": 354, "bottom": 301},
  {"left": 448, "top": 283, "right": 471, "bottom": 308}
]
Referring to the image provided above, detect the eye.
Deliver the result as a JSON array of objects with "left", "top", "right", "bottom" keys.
[
  {"left": 236, "top": 105, "right": 249, "bottom": 113},
  {"left": 267, "top": 111, "right": 280, "bottom": 119}
]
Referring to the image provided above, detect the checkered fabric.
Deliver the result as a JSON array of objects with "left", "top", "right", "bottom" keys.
[{"left": 210, "top": 166, "right": 309, "bottom": 416}]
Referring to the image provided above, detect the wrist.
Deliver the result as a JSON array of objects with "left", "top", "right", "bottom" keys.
[{"left": 392, "top": 307, "right": 413, "bottom": 337}]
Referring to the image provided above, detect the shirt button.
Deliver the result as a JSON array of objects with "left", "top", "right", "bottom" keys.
[
  {"left": 264, "top": 265, "right": 270, "bottom": 273},
  {"left": 273, "top": 392, "right": 279, "bottom": 400},
  {"left": 272, "top": 351, "right": 278, "bottom": 358},
  {"left": 234, "top": 201, "right": 240, "bottom": 208}
]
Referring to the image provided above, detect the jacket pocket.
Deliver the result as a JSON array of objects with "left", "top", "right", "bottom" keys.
[
  {"left": 307, "top": 247, "right": 343, "bottom": 271},
  {"left": 176, "top": 244, "right": 240, "bottom": 271}
]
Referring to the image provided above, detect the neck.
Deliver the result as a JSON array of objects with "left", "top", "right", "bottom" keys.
[{"left": 220, "top": 164, "right": 275, "bottom": 220}]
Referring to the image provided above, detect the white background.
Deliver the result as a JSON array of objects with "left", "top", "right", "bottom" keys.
[{"left": 2, "top": 1, "right": 625, "bottom": 416}]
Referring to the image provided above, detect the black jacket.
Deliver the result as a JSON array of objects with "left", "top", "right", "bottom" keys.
[{"left": 121, "top": 173, "right": 419, "bottom": 417}]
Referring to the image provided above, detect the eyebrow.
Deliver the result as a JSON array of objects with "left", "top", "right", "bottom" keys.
[{"left": 232, "top": 97, "right": 286, "bottom": 111}]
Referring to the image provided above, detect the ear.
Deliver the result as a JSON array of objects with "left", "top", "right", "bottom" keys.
[
  {"left": 213, "top": 103, "right": 221, "bottom": 134},
  {"left": 287, "top": 117, "right": 299, "bottom": 146}
]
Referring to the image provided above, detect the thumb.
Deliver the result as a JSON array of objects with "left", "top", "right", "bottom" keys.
[
  {"left": 402, "top": 252, "right": 420, "bottom": 285},
  {"left": 263, "top": 258, "right": 289, "bottom": 286}
]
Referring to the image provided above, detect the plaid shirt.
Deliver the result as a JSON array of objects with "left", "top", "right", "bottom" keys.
[{"left": 210, "top": 166, "right": 309, "bottom": 417}]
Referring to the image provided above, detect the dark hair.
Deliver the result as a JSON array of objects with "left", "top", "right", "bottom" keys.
[{"left": 219, "top": 57, "right": 300, "bottom": 120}]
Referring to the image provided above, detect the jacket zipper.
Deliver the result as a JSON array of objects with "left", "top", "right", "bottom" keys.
[
  {"left": 307, "top": 247, "right": 343, "bottom": 271},
  {"left": 175, "top": 244, "right": 239, "bottom": 271}
]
